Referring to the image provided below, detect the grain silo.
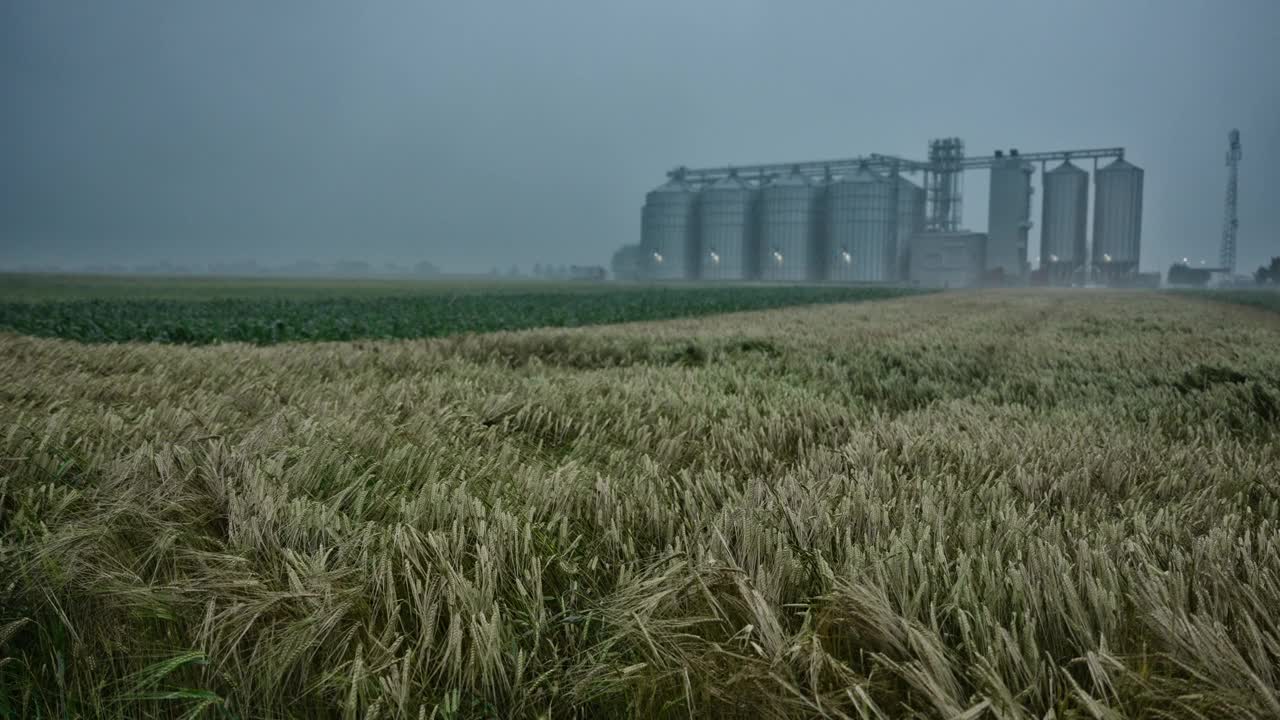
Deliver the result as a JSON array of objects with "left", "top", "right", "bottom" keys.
[
  {"left": 987, "top": 153, "right": 1034, "bottom": 279},
  {"left": 1092, "top": 158, "right": 1143, "bottom": 278},
  {"left": 824, "top": 165, "right": 897, "bottom": 282},
  {"left": 1040, "top": 160, "right": 1089, "bottom": 284},
  {"left": 649, "top": 139, "right": 1139, "bottom": 286},
  {"left": 697, "top": 172, "right": 757, "bottom": 280},
  {"left": 896, "top": 175, "right": 926, "bottom": 281},
  {"left": 640, "top": 176, "right": 699, "bottom": 280},
  {"left": 758, "top": 168, "right": 820, "bottom": 282}
]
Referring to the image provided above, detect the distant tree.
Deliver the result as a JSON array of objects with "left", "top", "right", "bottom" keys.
[
  {"left": 533, "top": 263, "right": 544, "bottom": 278},
  {"left": 209, "top": 259, "right": 260, "bottom": 276},
  {"left": 285, "top": 260, "right": 326, "bottom": 276},
  {"left": 568, "top": 265, "right": 606, "bottom": 281},
  {"left": 1255, "top": 257, "right": 1280, "bottom": 285},
  {"left": 334, "top": 260, "right": 371, "bottom": 276},
  {"left": 507, "top": 264, "right": 521, "bottom": 278},
  {"left": 414, "top": 261, "right": 440, "bottom": 276}
]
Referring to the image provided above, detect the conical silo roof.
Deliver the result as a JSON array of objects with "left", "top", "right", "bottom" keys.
[
  {"left": 649, "top": 177, "right": 694, "bottom": 193},
  {"left": 1098, "top": 158, "right": 1140, "bottom": 173},
  {"left": 834, "top": 164, "right": 886, "bottom": 184},
  {"left": 1048, "top": 160, "right": 1087, "bottom": 175},
  {"left": 708, "top": 173, "right": 751, "bottom": 191},
  {"left": 768, "top": 167, "right": 812, "bottom": 187}
]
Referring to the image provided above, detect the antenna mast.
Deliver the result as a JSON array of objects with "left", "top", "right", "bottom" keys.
[{"left": 1220, "top": 129, "right": 1242, "bottom": 273}]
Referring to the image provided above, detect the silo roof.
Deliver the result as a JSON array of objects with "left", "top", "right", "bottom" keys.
[
  {"left": 769, "top": 170, "right": 811, "bottom": 187},
  {"left": 649, "top": 177, "right": 694, "bottom": 193},
  {"left": 708, "top": 174, "right": 751, "bottom": 190},
  {"left": 1099, "top": 158, "right": 1141, "bottom": 172},
  {"left": 1049, "top": 160, "right": 1087, "bottom": 174},
  {"left": 835, "top": 165, "right": 885, "bottom": 183}
]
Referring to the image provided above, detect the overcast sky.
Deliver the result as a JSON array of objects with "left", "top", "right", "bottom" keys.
[{"left": 2, "top": 0, "right": 1277, "bottom": 273}]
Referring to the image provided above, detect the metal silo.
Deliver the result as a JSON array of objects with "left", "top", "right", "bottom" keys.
[
  {"left": 1092, "top": 158, "right": 1143, "bottom": 278},
  {"left": 697, "top": 172, "right": 757, "bottom": 280},
  {"left": 896, "top": 176, "right": 926, "bottom": 281},
  {"left": 1040, "top": 160, "right": 1088, "bottom": 284},
  {"left": 987, "top": 154, "right": 1034, "bottom": 279},
  {"left": 824, "top": 165, "right": 897, "bottom": 282},
  {"left": 758, "top": 168, "right": 820, "bottom": 282},
  {"left": 640, "top": 176, "right": 699, "bottom": 280}
]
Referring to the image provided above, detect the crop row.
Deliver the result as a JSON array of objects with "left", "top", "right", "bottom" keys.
[{"left": 0, "top": 286, "right": 924, "bottom": 344}]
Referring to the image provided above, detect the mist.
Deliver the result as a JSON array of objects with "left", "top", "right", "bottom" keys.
[{"left": 2, "top": 0, "right": 1277, "bottom": 274}]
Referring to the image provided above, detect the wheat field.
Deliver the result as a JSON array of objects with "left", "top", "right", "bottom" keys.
[{"left": 2, "top": 290, "right": 1279, "bottom": 718}]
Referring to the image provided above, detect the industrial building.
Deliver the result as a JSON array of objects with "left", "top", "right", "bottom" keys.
[
  {"left": 637, "top": 138, "right": 1143, "bottom": 287},
  {"left": 909, "top": 232, "right": 987, "bottom": 288}
]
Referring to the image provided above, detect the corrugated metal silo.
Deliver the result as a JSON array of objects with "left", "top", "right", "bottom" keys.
[
  {"left": 1092, "top": 158, "right": 1143, "bottom": 276},
  {"left": 987, "top": 155, "right": 1034, "bottom": 279},
  {"left": 640, "top": 177, "right": 699, "bottom": 280},
  {"left": 758, "top": 168, "right": 820, "bottom": 282},
  {"left": 1040, "top": 160, "right": 1089, "bottom": 283},
  {"left": 824, "top": 165, "right": 898, "bottom": 282},
  {"left": 896, "top": 176, "right": 926, "bottom": 281},
  {"left": 697, "top": 172, "right": 757, "bottom": 280}
]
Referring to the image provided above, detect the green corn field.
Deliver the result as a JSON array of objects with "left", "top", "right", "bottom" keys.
[{"left": 0, "top": 280, "right": 923, "bottom": 345}]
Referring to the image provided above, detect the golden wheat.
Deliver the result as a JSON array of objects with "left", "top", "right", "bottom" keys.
[{"left": 2, "top": 290, "right": 1279, "bottom": 718}]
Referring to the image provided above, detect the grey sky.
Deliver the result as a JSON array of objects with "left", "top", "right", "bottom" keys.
[{"left": 2, "top": 0, "right": 1277, "bottom": 273}]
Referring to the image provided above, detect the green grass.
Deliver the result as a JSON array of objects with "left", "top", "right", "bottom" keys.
[
  {"left": 1169, "top": 288, "right": 1280, "bottom": 313},
  {"left": 0, "top": 276, "right": 926, "bottom": 344},
  {"left": 0, "top": 273, "right": 631, "bottom": 302}
]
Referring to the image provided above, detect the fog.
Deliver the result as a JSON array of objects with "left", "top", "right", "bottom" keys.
[{"left": 2, "top": 0, "right": 1277, "bottom": 274}]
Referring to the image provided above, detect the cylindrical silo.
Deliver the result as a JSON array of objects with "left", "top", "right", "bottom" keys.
[
  {"left": 987, "top": 154, "right": 1034, "bottom": 279},
  {"left": 824, "top": 165, "right": 898, "bottom": 282},
  {"left": 1040, "top": 160, "right": 1089, "bottom": 284},
  {"left": 1092, "top": 158, "right": 1143, "bottom": 278},
  {"left": 758, "top": 168, "right": 820, "bottom": 282},
  {"left": 640, "top": 177, "right": 699, "bottom": 280},
  {"left": 698, "top": 172, "right": 757, "bottom": 280},
  {"left": 896, "top": 176, "right": 926, "bottom": 281}
]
